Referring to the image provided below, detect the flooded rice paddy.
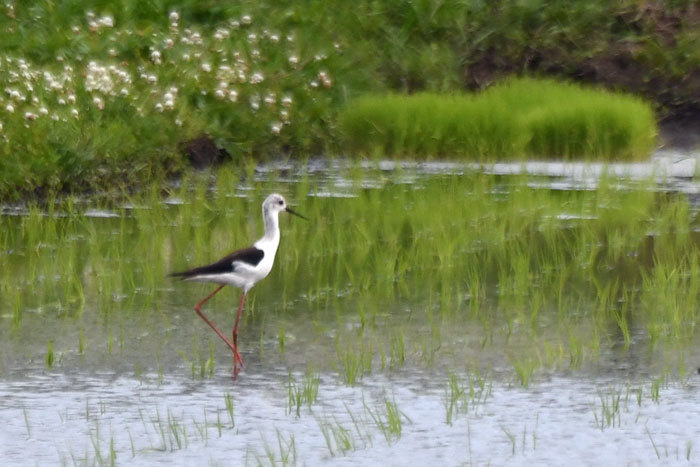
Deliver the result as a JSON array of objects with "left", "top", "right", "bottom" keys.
[{"left": 2, "top": 151, "right": 700, "bottom": 465}]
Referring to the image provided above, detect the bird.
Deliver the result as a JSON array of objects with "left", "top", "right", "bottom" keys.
[{"left": 169, "top": 193, "right": 307, "bottom": 377}]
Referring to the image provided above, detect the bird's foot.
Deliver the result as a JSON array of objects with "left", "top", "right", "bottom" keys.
[{"left": 232, "top": 347, "right": 245, "bottom": 378}]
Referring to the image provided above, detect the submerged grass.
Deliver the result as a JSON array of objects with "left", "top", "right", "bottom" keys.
[
  {"left": 1, "top": 167, "right": 699, "bottom": 383},
  {"left": 339, "top": 78, "right": 657, "bottom": 160}
]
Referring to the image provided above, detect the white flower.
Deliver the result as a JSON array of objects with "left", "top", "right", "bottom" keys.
[
  {"left": 99, "top": 16, "right": 114, "bottom": 28},
  {"left": 24, "top": 112, "right": 37, "bottom": 121},
  {"left": 147, "top": 74, "right": 157, "bottom": 84},
  {"left": 68, "top": 93, "right": 76, "bottom": 103},
  {"left": 93, "top": 96, "right": 104, "bottom": 110},
  {"left": 201, "top": 63, "right": 212, "bottom": 72},
  {"left": 241, "top": 15, "right": 252, "bottom": 25},
  {"left": 71, "top": 108, "right": 79, "bottom": 118},
  {"left": 250, "top": 72, "right": 264, "bottom": 84},
  {"left": 270, "top": 34, "right": 279, "bottom": 43},
  {"left": 281, "top": 95, "right": 293, "bottom": 107},
  {"left": 5, "top": 104, "right": 14, "bottom": 113},
  {"left": 169, "top": 11, "right": 179, "bottom": 23},
  {"left": 151, "top": 50, "right": 161, "bottom": 65},
  {"left": 228, "top": 89, "right": 238, "bottom": 102},
  {"left": 264, "top": 92, "right": 275, "bottom": 105},
  {"left": 155, "top": 102, "right": 164, "bottom": 112},
  {"left": 319, "top": 71, "right": 332, "bottom": 88},
  {"left": 288, "top": 55, "right": 299, "bottom": 66},
  {"left": 270, "top": 122, "right": 282, "bottom": 134},
  {"left": 214, "top": 28, "right": 230, "bottom": 41},
  {"left": 214, "top": 89, "right": 226, "bottom": 99},
  {"left": 39, "top": 107, "right": 48, "bottom": 115}
]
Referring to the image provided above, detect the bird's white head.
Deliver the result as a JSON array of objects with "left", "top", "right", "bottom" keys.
[{"left": 262, "top": 193, "right": 307, "bottom": 219}]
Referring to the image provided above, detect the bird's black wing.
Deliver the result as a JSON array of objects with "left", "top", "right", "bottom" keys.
[{"left": 169, "top": 247, "right": 264, "bottom": 279}]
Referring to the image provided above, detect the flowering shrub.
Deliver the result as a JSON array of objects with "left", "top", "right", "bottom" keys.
[{"left": 0, "top": 4, "right": 346, "bottom": 196}]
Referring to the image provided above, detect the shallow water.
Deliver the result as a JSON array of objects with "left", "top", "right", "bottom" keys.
[
  {"left": 3, "top": 150, "right": 700, "bottom": 465},
  {"left": 2, "top": 369, "right": 699, "bottom": 465}
]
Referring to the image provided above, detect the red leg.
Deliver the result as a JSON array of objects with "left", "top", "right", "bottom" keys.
[
  {"left": 232, "top": 291, "right": 246, "bottom": 376},
  {"left": 193, "top": 285, "right": 237, "bottom": 354}
]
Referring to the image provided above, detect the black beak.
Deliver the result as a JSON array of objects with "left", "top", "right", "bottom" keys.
[{"left": 285, "top": 207, "right": 308, "bottom": 220}]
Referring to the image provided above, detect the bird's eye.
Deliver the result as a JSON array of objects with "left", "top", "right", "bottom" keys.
[{"left": 278, "top": 200, "right": 284, "bottom": 205}]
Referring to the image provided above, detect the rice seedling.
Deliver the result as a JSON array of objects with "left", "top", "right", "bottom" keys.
[
  {"left": 257, "top": 430, "right": 297, "bottom": 467},
  {"left": 22, "top": 407, "right": 31, "bottom": 437},
  {"left": 501, "top": 425, "right": 517, "bottom": 456},
  {"left": 317, "top": 416, "right": 356, "bottom": 457},
  {"left": 78, "top": 328, "right": 86, "bottom": 355},
  {"left": 592, "top": 387, "right": 622, "bottom": 430},
  {"left": 363, "top": 396, "right": 409, "bottom": 444},
  {"left": 444, "top": 372, "right": 466, "bottom": 425},
  {"left": 223, "top": 392, "right": 235, "bottom": 428},
  {"left": 389, "top": 329, "right": 405, "bottom": 370},
  {"left": 339, "top": 78, "right": 656, "bottom": 160},
  {"left": 45, "top": 340, "right": 54, "bottom": 368},
  {"left": 511, "top": 356, "right": 537, "bottom": 388},
  {"left": 646, "top": 425, "right": 661, "bottom": 460},
  {"left": 3, "top": 165, "right": 700, "bottom": 393},
  {"left": 336, "top": 341, "right": 372, "bottom": 386},
  {"left": 286, "top": 368, "right": 321, "bottom": 417}
]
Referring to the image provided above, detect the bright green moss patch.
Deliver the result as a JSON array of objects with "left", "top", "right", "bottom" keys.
[{"left": 339, "top": 78, "right": 657, "bottom": 160}]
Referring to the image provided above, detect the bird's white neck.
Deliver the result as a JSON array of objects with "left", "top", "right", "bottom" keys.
[{"left": 257, "top": 206, "right": 280, "bottom": 250}]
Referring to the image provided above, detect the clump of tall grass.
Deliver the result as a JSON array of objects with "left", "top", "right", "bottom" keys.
[{"left": 339, "top": 78, "right": 657, "bottom": 160}]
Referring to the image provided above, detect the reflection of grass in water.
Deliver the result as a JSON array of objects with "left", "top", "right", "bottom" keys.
[{"left": 2, "top": 169, "right": 700, "bottom": 383}]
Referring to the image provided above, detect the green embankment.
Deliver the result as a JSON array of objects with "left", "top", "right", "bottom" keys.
[
  {"left": 339, "top": 79, "right": 657, "bottom": 160},
  {"left": 0, "top": 0, "right": 696, "bottom": 198}
]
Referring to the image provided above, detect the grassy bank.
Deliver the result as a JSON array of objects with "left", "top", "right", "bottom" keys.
[
  {"left": 0, "top": 1, "right": 694, "bottom": 199},
  {"left": 339, "top": 79, "right": 657, "bottom": 160}
]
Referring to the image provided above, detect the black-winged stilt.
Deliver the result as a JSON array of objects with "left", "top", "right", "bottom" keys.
[{"left": 169, "top": 193, "right": 307, "bottom": 377}]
